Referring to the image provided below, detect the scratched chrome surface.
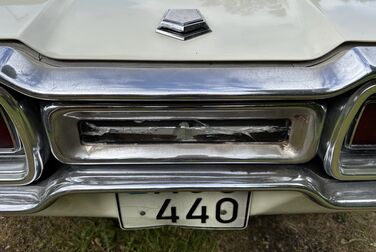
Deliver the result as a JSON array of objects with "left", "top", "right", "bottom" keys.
[{"left": 0, "top": 46, "right": 376, "bottom": 100}]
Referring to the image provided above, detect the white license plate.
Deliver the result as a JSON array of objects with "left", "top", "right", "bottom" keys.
[{"left": 117, "top": 191, "right": 251, "bottom": 229}]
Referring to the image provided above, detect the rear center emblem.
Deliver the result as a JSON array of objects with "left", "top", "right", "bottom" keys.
[{"left": 156, "top": 9, "right": 211, "bottom": 40}]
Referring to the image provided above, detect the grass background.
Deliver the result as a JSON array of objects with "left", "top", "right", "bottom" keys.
[{"left": 1, "top": 212, "right": 376, "bottom": 251}]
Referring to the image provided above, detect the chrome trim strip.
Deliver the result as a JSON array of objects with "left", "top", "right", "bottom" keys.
[
  {"left": 43, "top": 103, "right": 325, "bottom": 164},
  {"left": 321, "top": 82, "right": 376, "bottom": 180},
  {"left": 0, "top": 87, "right": 46, "bottom": 185},
  {"left": 1, "top": 164, "right": 376, "bottom": 213},
  {"left": 1, "top": 45, "right": 376, "bottom": 101}
]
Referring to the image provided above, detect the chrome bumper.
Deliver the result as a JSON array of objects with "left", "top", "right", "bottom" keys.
[
  {"left": 1, "top": 162, "right": 376, "bottom": 213},
  {"left": 1, "top": 44, "right": 376, "bottom": 101}
]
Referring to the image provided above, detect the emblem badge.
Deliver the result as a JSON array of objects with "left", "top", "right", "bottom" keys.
[{"left": 156, "top": 9, "right": 211, "bottom": 40}]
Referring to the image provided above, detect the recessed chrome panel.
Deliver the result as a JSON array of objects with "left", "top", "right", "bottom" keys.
[
  {"left": 321, "top": 82, "right": 376, "bottom": 180},
  {"left": 79, "top": 119, "right": 290, "bottom": 144},
  {"left": 0, "top": 87, "right": 46, "bottom": 185},
  {"left": 43, "top": 103, "right": 325, "bottom": 165}
]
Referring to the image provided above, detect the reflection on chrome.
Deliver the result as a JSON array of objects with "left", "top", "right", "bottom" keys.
[
  {"left": 321, "top": 82, "right": 376, "bottom": 180},
  {"left": 1, "top": 164, "right": 376, "bottom": 213},
  {"left": 0, "top": 45, "right": 375, "bottom": 100}
]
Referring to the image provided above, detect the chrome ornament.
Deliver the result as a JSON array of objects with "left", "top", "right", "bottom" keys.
[{"left": 156, "top": 9, "right": 211, "bottom": 40}]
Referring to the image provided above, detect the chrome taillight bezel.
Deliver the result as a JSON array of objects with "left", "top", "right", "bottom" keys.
[
  {"left": 0, "top": 87, "right": 46, "bottom": 185},
  {"left": 43, "top": 103, "right": 325, "bottom": 165},
  {"left": 321, "top": 82, "right": 376, "bottom": 180}
]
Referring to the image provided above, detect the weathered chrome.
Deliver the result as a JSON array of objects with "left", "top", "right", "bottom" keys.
[
  {"left": 0, "top": 87, "right": 46, "bottom": 185},
  {"left": 320, "top": 81, "right": 376, "bottom": 180},
  {"left": 1, "top": 45, "right": 376, "bottom": 101},
  {"left": 1, "top": 163, "right": 376, "bottom": 213},
  {"left": 43, "top": 103, "right": 325, "bottom": 165},
  {"left": 156, "top": 9, "right": 211, "bottom": 40},
  {"left": 79, "top": 119, "right": 290, "bottom": 144}
]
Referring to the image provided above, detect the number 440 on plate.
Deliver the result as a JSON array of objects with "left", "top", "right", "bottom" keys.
[{"left": 117, "top": 191, "right": 251, "bottom": 229}]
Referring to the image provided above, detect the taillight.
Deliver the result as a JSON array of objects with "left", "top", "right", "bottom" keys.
[
  {"left": 350, "top": 102, "right": 376, "bottom": 146},
  {"left": 0, "top": 110, "right": 14, "bottom": 149}
]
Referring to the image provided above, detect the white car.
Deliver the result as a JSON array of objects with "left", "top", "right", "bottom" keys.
[{"left": 0, "top": 0, "right": 375, "bottom": 229}]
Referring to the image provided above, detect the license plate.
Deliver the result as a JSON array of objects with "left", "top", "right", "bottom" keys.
[{"left": 117, "top": 191, "right": 251, "bottom": 229}]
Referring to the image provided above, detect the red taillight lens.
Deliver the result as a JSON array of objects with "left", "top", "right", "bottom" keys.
[
  {"left": 351, "top": 103, "right": 376, "bottom": 146},
  {"left": 0, "top": 112, "right": 14, "bottom": 149}
]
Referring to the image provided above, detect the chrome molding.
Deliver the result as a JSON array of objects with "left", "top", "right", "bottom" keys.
[
  {"left": 43, "top": 103, "right": 325, "bottom": 165},
  {"left": 321, "top": 82, "right": 376, "bottom": 180},
  {"left": 0, "top": 87, "right": 46, "bottom": 185},
  {"left": 1, "top": 163, "right": 376, "bottom": 213},
  {"left": 0, "top": 45, "right": 376, "bottom": 101}
]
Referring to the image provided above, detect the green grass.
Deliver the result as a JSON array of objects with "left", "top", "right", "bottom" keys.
[
  {"left": 1, "top": 213, "right": 376, "bottom": 252},
  {"left": 67, "top": 220, "right": 218, "bottom": 252},
  {"left": 0, "top": 217, "right": 219, "bottom": 252}
]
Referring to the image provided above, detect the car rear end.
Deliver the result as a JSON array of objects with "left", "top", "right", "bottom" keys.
[{"left": 1, "top": 0, "right": 376, "bottom": 230}]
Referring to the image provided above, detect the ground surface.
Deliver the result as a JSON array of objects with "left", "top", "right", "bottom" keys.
[{"left": 0, "top": 212, "right": 376, "bottom": 252}]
